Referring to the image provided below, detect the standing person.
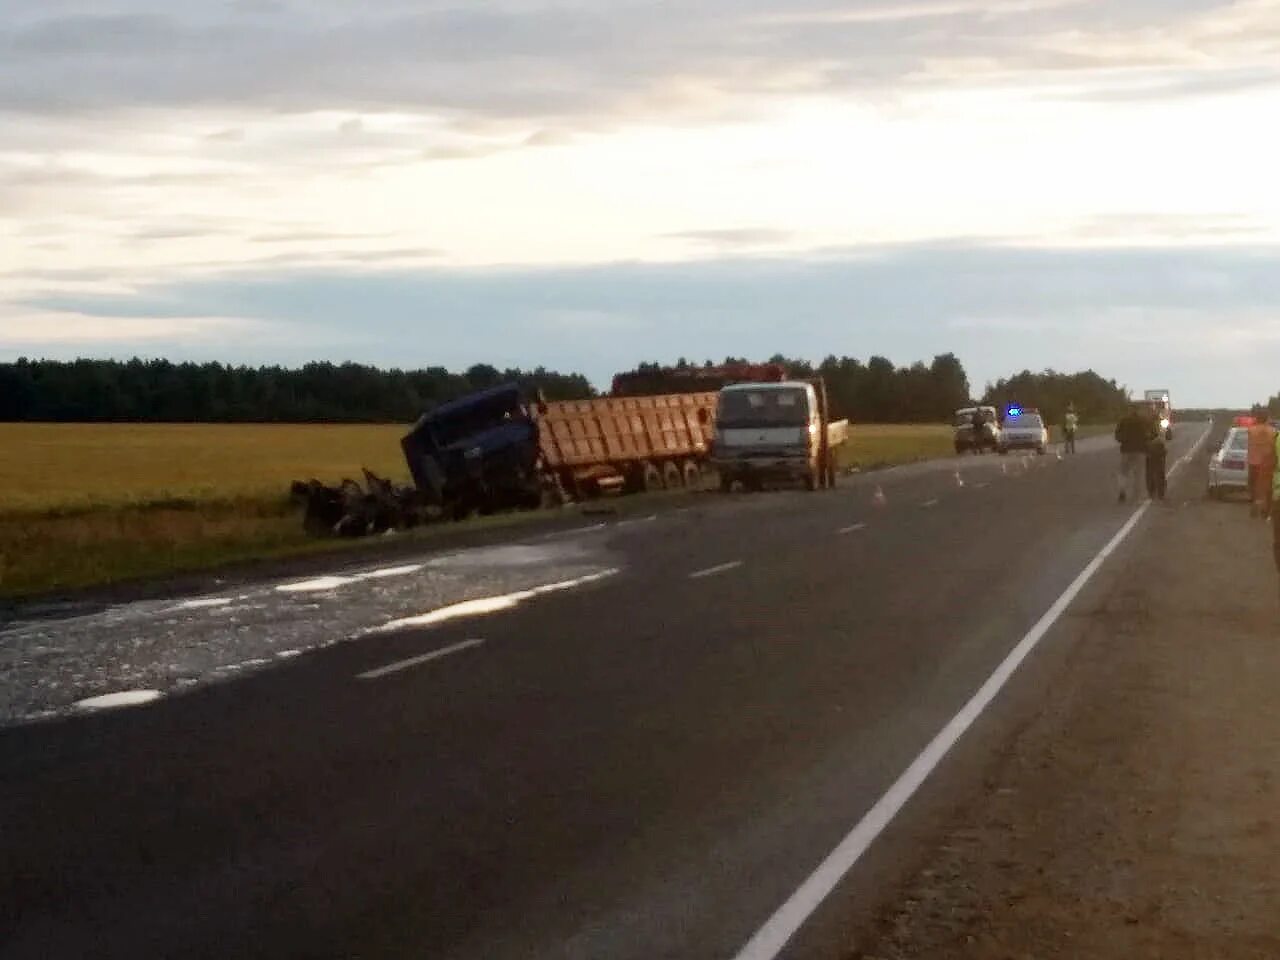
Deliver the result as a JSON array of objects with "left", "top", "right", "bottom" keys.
[
  {"left": 971, "top": 407, "right": 987, "bottom": 453},
  {"left": 1063, "top": 404, "right": 1080, "bottom": 454},
  {"left": 1145, "top": 426, "right": 1168, "bottom": 501},
  {"left": 1114, "top": 402, "right": 1152, "bottom": 503},
  {"left": 1247, "top": 408, "right": 1276, "bottom": 518}
]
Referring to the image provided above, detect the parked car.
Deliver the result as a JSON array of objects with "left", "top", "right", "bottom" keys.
[
  {"left": 999, "top": 408, "right": 1049, "bottom": 455},
  {"left": 1207, "top": 426, "right": 1250, "bottom": 499}
]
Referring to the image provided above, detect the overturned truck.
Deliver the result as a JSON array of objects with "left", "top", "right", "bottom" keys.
[{"left": 399, "top": 382, "right": 719, "bottom": 518}]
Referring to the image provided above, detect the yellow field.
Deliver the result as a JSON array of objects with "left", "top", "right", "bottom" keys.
[
  {"left": 0, "top": 422, "right": 412, "bottom": 513},
  {"left": 1, "top": 420, "right": 1077, "bottom": 598},
  {"left": 838, "top": 423, "right": 956, "bottom": 469}
]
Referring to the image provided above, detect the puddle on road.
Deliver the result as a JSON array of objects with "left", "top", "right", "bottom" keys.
[{"left": 4, "top": 534, "right": 622, "bottom": 727}]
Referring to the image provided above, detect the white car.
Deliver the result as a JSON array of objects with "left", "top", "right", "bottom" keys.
[
  {"left": 999, "top": 409, "right": 1049, "bottom": 455},
  {"left": 1207, "top": 426, "right": 1249, "bottom": 499}
]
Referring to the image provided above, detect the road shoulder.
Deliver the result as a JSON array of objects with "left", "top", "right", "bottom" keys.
[{"left": 845, "top": 490, "right": 1280, "bottom": 958}]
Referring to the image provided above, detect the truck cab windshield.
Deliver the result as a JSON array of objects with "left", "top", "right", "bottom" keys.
[{"left": 717, "top": 388, "right": 810, "bottom": 429}]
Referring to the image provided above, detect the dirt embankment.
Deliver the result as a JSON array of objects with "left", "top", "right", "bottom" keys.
[{"left": 849, "top": 493, "right": 1280, "bottom": 958}]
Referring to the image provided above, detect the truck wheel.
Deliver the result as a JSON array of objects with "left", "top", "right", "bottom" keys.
[
  {"left": 719, "top": 472, "right": 734, "bottom": 494},
  {"left": 641, "top": 460, "right": 664, "bottom": 492},
  {"left": 681, "top": 460, "right": 702, "bottom": 489},
  {"left": 804, "top": 469, "right": 818, "bottom": 492},
  {"left": 662, "top": 461, "right": 682, "bottom": 489}
]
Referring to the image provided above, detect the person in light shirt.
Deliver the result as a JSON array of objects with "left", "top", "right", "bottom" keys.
[{"left": 1063, "top": 405, "right": 1079, "bottom": 455}]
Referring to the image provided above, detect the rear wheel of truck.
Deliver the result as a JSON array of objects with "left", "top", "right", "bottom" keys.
[
  {"left": 719, "top": 472, "right": 734, "bottom": 493},
  {"left": 681, "top": 460, "right": 702, "bottom": 489},
  {"left": 804, "top": 469, "right": 818, "bottom": 492},
  {"left": 640, "top": 460, "right": 664, "bottom": 492},
  {"left": 662, "top": 461, "right": 682, "bottom": 489}
]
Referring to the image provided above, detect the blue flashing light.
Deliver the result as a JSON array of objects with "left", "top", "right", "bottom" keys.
[{"left": 1007, "top": 405, "right": 1023, "bottom": 417}]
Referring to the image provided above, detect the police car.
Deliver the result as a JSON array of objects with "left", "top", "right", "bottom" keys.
[{"left": 998, "top": 406, "right": 1049, "bottom": 456}]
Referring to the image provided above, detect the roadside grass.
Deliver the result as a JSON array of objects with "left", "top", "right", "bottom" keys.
[
  {"left": 1, "top": 420, "right": 1113, "bottom": 599},
  {"left": 837, "top": 424, "right": 954, "bottom": 471}
]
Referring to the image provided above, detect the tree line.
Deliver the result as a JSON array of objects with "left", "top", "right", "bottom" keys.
[
  {"left": 0, "top": 358, "right": 593, "bottom": 423},
  {"left": 0, "top": 355, "right": 1132, "bottom": 425},
  {"left": 981, "top": 369, "right": 1133, "bottom": 427}
]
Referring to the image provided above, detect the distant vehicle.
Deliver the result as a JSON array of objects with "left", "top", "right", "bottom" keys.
[
  {"left": 999, "top": 407, "right": 1048, "bottom": 455},
  {"left": 953, "top": 405, "right": 1000, "bottom": 455},
  {"left": 1144, "top": 389, "right": 1173, "bottom": 440},
  {"left": 710, "top": 380, "right": 847, "bottom": 491},
  {"left": 1207, "top": 426, "right": 1250, "bottom": 499}
]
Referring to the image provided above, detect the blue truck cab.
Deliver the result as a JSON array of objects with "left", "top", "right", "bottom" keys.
[{"left": 400, "top": 384, "right": 542, "bottom": 516}]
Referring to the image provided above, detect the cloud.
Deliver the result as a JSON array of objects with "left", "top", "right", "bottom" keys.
[
  {"left": 1, "top": 1, "right": 1274, "bottom": 126},
  {"left": 1072, "top": 212, "right": 1267, "bottom": 241},
  {"left": 663, "top": 228, "right": 795, "bottom": 249},
  {"left": 0, "top": 309, "right": 264, "bottom": 345},
  {"left": 12, "top": 240, "right": 1280, "bottom": 404},
  {"left": 250, "top": 230, "right": 390, "bottom": 244}
]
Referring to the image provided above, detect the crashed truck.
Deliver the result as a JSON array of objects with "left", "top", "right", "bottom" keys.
[
  {"left": 400, "top": 378, "right": 725, "bottom": 519},
  {"left": 297, "top": 364, "right": 846, "bottom": 535}
]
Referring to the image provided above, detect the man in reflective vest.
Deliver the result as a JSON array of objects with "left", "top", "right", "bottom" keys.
[
  {"left": 1063, "top": 405, "right": 1080, "bottom": 454},
  {"left": 1248, "top": 410, "right": 1277, "bottom": 517}
]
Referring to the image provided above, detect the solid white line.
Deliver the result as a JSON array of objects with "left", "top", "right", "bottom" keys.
[
  {"left": 356, "top": 638, "right": 485, "bottom": 680},
  {"left": 733, "top": 422, "right": 1215, "bottom": 960},
  {"left": 919, "top": 498, "right": 940, "bottom": 508},
  {"left": 688, "top": 560, "right": 744, "bottom": 579},
  {"left": 838, "top": 522, "right": 867, "bottom": 535}
]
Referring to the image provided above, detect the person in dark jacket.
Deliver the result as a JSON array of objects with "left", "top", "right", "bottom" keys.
[{"left": 1115, "top": 403, "right": 1155, "bottom": 503}]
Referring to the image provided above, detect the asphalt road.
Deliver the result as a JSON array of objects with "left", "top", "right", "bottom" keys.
[{"left": 0, "top": 426, "right": 1213, "bottom": 960}]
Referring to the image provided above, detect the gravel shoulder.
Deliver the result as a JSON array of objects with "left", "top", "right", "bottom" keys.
[{"left": 847, "top": 485, "right": 1280, "bottom": 958}]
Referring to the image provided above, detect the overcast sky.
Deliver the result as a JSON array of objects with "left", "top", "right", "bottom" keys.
[{"left": 3, "top": 0, "right": 1280, "bottom": 404}]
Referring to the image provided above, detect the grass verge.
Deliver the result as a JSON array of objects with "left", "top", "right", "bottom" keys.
[{"left": 1, "top": 421, "right": 1114, "bottom": 600}]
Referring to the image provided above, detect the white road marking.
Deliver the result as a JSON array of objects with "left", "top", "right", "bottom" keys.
[
  {"left": 732, "top": 422, "right": 1215, "bottom": 960},
  {"left": 688, "top": 561, "right": 744, "bottom": 579},
  {"left": 357, "top": 638, "right": 486, "bottom": 680},
  {"left": 366, "top": 569, "right": 619, "bottom": 634},
  {"left": 173, "top": 598, "right": 232, "bottom": 610},
  {"left": 920, "top": 498, "right": 940, "bottom": 508},
  {"left": 973, "top": 482, "right": 990, "bottom": 490},
  {"left": 361, "top": 564, "right": 424, "bottom": 579},
  {"left": 73, "top": 690, "right": 163, "bottom": 711},
  {"left": 276, "top": 575, "right": 357, "bottom": 593},
  {"left": 838, "top": 522, "right": 867, "bottom": 535}
]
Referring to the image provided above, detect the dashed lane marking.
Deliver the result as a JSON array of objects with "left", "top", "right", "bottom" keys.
[
  {"left": 688, "top": 561, "right": 744, "bottom": 580},
  {"left": 356, "top": 638, "right": 486, "bottom": 680},
  {"left": 837, "top": 523, "right": 867, "bottom": 535}
]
